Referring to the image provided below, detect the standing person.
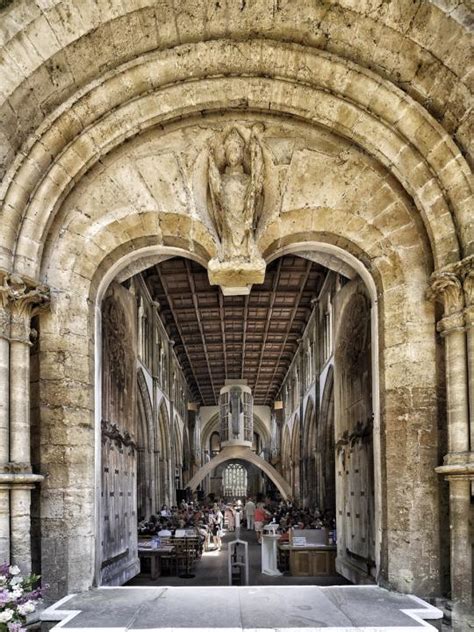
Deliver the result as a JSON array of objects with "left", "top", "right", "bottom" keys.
[
  {"left": 225, "top": 505, "right": 235, "bottom": 532},
  {"left": 209, "top": 505, "right": 223, "bottom": 551},
  {"left": 244, "top": 497, "right": 256, "bottom": 530},
  {"left": 254, "top": 502, "right": 270, "bottom": 544}
]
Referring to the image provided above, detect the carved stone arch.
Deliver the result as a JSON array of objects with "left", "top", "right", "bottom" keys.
[
  {"left": 318, "top": 366, "right": 336, "bottom": 514},
  {"left": 182, "top": 424, "right": 192, "bottom": 485},
  {"left": 136, "top": 368, "right": 153, "bottom": 449},
  {"left": 303, "top": 397, "right": 315, "bottom": 459},
  {"left": 157, "top": 400, "right": 169, "bottom": 455},
  {"left": 172, "top": 417, "right": 184, "bottom": 490},
  {"left": 4, "top": 9, "right": 468, "bottom": 605},
  {"left": 136, "top": 368, "right": 155, "bottom": 520},
  {"left": 290, "top": 415, "right": 302, "bottom": 500},
  {"left": 281, "top": 425, "right": 291, "bottom": 484},
  {"left": 4, "top": 41, "right": 469, "bottom": 282},
  {"left": 157, "top": 399, "right": 171, "bottom": 506},
  {"left": 173, "top": 417, "right": 183, "bottom": 466},
  {"left": 186, "top": 446, "right": 291, "bottom": 500},
  {"left": 302, "top": 396, "right": 315, "bottom": 507}
]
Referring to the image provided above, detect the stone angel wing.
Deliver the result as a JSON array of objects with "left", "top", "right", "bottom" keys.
[
  {"left": 207, "top": 147, "right": 224, "bottom": 240},
  {"left": 244, "top": 130, "right": 265, "bottom": 230}
]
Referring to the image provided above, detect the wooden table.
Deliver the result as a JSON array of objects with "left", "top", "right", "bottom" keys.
[
  {"left": 138, "top": 545, "right": 175, "bottom": 579},
  {"left": 278, "top": 543, "right": 336, "bottom": 577}
]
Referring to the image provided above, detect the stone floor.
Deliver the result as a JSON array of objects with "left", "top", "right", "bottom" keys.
[
  {"left": 41, "top": 585, "right": 443, "bottom": 631},
  {"left": 40, "top": 530, "right": 443, "bottom": 631}
]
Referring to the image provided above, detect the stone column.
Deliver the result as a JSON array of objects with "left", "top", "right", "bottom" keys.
[
  {"left": 0, "top": 272, "right": 11, "bottom": 563},
  {"left": 460, "top": 261, "right": 473, "bottom": 450},
  {"left": 430, "top": 267, "right": 473, "bottom": 630},
  {"left": 6, "top": 275, "right": 49, "bottom": 574},
  {"left": 432, "top": 274, "right": 469, "bottom": 455}
]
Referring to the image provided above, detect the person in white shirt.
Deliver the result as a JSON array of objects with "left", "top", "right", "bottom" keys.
[
  {"left": 244, "top": 498, "right": 256, "bottom": 530},
  {"left": 158, "top": 527, "right": 172, "bottom": 537}
]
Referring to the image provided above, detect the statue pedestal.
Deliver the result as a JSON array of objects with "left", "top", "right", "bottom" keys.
[
  {"left": 208, "top": 257, "right": 266, "bottom": 295},
  {"left": 261, "top": 534, "right": 282, "bottom": 576}
]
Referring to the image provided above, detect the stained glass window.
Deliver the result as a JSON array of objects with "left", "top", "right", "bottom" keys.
[{"left": 223, "top": 463, "right": 247, "bottom": 497}]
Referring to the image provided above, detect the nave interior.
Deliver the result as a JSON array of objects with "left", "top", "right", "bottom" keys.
[{"left": 95, "top": 252, "right": 375, "bottom": 588}]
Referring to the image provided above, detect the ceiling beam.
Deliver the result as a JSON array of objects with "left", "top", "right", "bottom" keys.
[
  {"left": 155, "top": 266, "right": 207, "bottom": 404},
  {"left": 240, "top": 294, "right": 250, "bottom": 379},
  {"left": 253, "top": 258, "right": 283, "bottom": 394},
  {"left": 262, "top": 259, "right": 313, "bottom": 404},
  {"left": 184, "top": 259, "right": 218, "bottom": 404},
  {"left": 218, "top": 290, "right": 229, "bottom": 382}
]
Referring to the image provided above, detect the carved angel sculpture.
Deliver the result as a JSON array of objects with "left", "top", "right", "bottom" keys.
[{"left": 208, "top": 126, "right": 265, "bottom": 261}]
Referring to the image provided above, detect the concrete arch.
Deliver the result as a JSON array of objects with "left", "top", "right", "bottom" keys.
[{"left": 187, "top": 446, "right": 291, "bottom": 500}]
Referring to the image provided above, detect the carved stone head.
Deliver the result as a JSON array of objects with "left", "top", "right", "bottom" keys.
[{"left": 224, "top": 128, "right": 245, "bottom": 167}]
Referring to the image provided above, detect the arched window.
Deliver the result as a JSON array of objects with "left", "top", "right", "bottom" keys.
[
  {"left": 210, "top": 431, "right": 221, "bottom": 456},
  {"left": 223, "top": 463, "right": 247, "bottom": 498}
]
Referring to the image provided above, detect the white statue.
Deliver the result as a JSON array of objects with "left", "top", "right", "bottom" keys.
[{"left": 208, "top": 126, "right": 265, "bottom": 262}]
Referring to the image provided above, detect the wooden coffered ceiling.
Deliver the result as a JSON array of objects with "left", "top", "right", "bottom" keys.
[{"left": 143, "top": 255, "right": 327, "bottom": 406}]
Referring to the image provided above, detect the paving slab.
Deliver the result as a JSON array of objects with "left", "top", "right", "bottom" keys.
[{"left": 41, "top": 585, "right": 443, "bottom": 631}]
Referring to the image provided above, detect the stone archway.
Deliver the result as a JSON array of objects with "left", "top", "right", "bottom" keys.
[
  {"left": 187, "top": 446, "right": 292, "bottom": 500},
  {"left": 0, "top": 35, "right": 468, "bottom": 609}
]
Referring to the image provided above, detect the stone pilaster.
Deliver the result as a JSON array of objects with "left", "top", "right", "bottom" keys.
[
  {"left": 0, "top": 273, "right": 50, "bottom": 574},
  {"left": 8, "top": 275, "right": 49, "bottom": 465},
  {"left": 429, "top": 259, "right": 473, "bottom": 629},
  {"left": 0, "top": 271, "right": 11, "bottom": 563},
  {"left": 430, "top": 271, "right": 469, "bottom": 453},
  {"left": 459, "top": 259, "right": 474, "bottom": 450}
]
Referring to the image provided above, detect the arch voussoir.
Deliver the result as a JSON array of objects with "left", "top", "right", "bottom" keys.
[{"left": 0, "top": 40, "right": 468, "bottom": 279}]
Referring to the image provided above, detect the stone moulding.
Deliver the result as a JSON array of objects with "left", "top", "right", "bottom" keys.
[{"left": 0, "top": 40, "right": 471, "bottom": 281}]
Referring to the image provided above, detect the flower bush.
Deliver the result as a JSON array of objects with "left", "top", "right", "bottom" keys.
[{"left": 0, "top": 564, "right": 45, "bottom": 632}]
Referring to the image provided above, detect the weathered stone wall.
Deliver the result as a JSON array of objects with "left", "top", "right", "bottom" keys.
[{"left": 0, "top": 1, "right": 471, "bottom": 627}]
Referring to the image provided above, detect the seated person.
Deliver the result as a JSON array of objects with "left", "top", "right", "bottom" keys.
[{"left": 157, "top": 520, "right": 172, "bottom": 537}]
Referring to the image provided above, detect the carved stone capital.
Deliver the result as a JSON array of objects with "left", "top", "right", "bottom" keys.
[
  {"left": 0, "top": 273, "right": 50, "bottom": 344},
  {"left": 462, "top": 269, "right": 473, "bottom": 310},
  {"left": 428, "top": 271, "right": 464, "bottom": 315}
]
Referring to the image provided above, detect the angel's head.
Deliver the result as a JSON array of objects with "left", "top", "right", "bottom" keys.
[{"left": 224, "top": 128, "right": 245, "bottom": 167}]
